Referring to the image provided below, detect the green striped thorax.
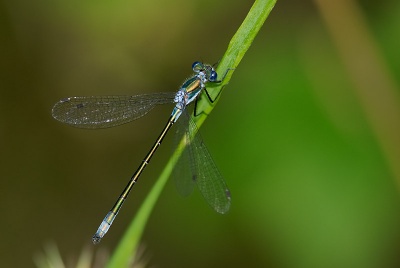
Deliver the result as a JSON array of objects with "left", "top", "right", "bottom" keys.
[{"left": 172, "top": 62, "right": 218, "bottom": 122}]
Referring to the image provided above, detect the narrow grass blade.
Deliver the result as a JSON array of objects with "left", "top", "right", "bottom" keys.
[{"left": 106, "top": 0, "right": 277, "bottom": 267}]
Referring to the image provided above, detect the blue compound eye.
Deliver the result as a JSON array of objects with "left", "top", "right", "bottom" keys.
[
  {"left": 209, "top": 70, "right": 218, "bottom": 81},
  {"left": 192, "top": 61, "right": 203, "bottom": 72}
]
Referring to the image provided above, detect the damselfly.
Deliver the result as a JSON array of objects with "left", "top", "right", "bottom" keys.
[{"left": 52, "top": 61, "right": 231, "bottom": 244}]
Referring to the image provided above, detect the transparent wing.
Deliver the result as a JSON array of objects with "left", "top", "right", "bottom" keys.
[
  {"left": 173, "top": 111, "right": 196, "bottom": 197},
  {"left": 175, "top": 111, "right": 231, "bottom": 214},
  {"left": 52, "top": 92, "right": 176, "bottom": 129}
]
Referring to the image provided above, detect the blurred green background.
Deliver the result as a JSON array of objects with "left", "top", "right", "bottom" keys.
[{"left": 1, "top": 0, "right": 400, "bottom": 267}]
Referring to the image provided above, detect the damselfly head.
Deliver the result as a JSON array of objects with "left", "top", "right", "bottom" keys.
[
  {"left": 191, "top": 61, "right": 218, "bottom": 82},
  {"left": 192, "top": 61, "right": 204, "bottom": 72}
]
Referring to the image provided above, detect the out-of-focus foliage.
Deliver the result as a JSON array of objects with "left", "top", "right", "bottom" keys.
[{"left": 1, "top": 0, "right": 399, "bottom": 267}]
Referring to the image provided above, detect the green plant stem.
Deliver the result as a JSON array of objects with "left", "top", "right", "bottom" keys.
[
  {"left": 106, "top": 0, "right": 277, "bottom": 267},
  {"left": 195, "top": 0, "right": 276, "bottom": 127}
]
